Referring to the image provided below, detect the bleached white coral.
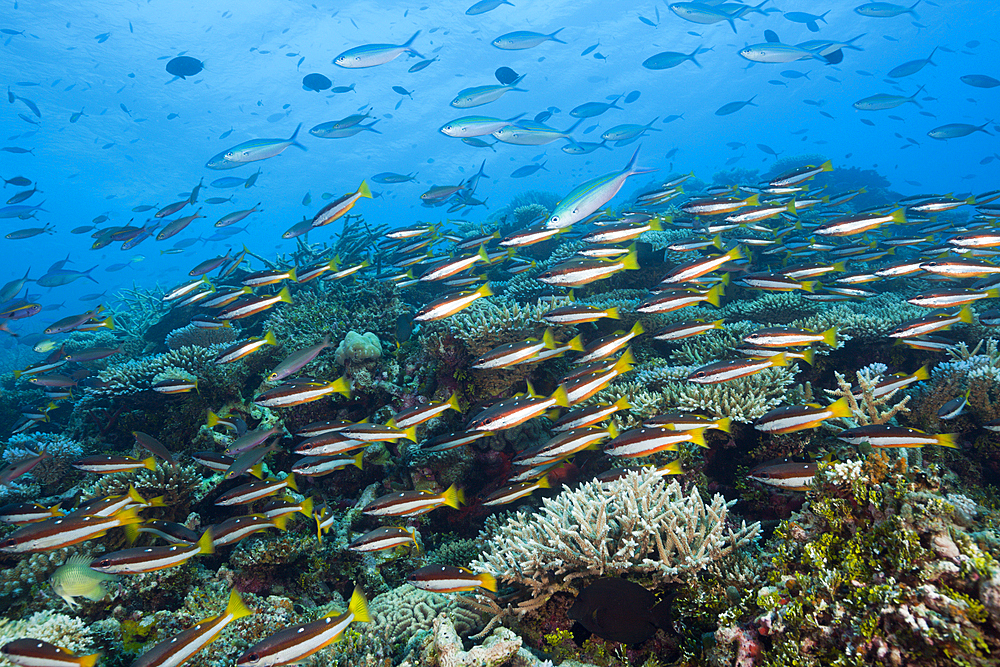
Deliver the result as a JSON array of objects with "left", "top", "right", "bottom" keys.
[
  {"left": 824, "top": 459, "right": 864, "bottom": 486},
  {"left": 472, "top": 469, "right": 760, "bottom": 606},
  {"left": 0, "top": 612, "right": 94, "bottom": 666}
]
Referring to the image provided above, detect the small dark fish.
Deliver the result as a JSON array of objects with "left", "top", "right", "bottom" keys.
[
  {"left": 120, "top": 103, "right": 130, "bottom": 116},
  {"left": 961, "top": 74, "right": 1000, "bottom": 89},
  {"left": 166, "top": 55, "right": 204, "bottom": 79},
  {"left": 495, "top": 66, "right": 520, "bottom": 85},
  {"left": 757, "top": 143, "right": 780, "bottom": 158},
  {"left": 716, "top": 96, "right": 757, "bottom": 116},
  {"left": 408, "top": 57, "right": 438, "bottom": 72},
  {"left": 392, "top": 85, "right": 413, "bottom": 98},
  {"left": 17, "top": 97, "right": 40, "bottom": 117},
  {"left": 95, "top": 32, "right": 111, "bottom": 43},
  {"left": 302, "top": 73, "right": 332, "bottom": 91},
  {"left": 624, "top": 90, "right": 640, "bottom": 103},
  {"left": 581, "top": 42, "right": 600, "bottom": 56},
  {"left": 568, "top": 578, "right": 675, "bottom": 645},
  {"left": 511, "top": 162, "right": 547, "bottom": 178}
]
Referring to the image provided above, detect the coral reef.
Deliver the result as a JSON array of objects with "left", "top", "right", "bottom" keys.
[
  {"left": 473, "top": 468, "right": 760, "bottom": 609},
  {"left": 336, "top": 331, "right": 383, "bottom": 367},
  {"left": 165, "top": 323, "right": 239, "bottom": 350}
]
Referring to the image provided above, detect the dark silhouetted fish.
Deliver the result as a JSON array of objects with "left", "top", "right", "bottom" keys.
[
  {"left": 568, "top": 577, "right": 675, "bottom": 645},
  {"left": 303, "top": 73, "right": 332, "bottom": 91},
  {"left": 166, "top": 56, "right": 205, "bottom": 79},
  {"left": 494, "top": 66, "right": 520, "bottom": 85}
]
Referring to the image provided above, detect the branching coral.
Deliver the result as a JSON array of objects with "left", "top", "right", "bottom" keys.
[
  {"left": 88, "top": 346, "right": 227, "bottom": 398},
  {"left": 594, "top": 363, "right": 796, "bottom": 424},
  {"left": 472, "top": 469, "right": 760, "bottom": 611},
  {"left": 909, "top": 339, "right": 1000, "bottom": 428},
  {"left": 825, "top": 363, "right": 911, "bottom": 427}
]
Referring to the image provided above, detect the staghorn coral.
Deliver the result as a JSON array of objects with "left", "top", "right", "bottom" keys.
[
  {"left": 472, "top": 469, "right": 760, "bottom": 610},
  {"left": 909, "top": 339, "right": 1000, "bottom": 428},
  {"left": 825, "top": 363, "right": 912, "bottom": 427},
  {"left": 423, "top": 298, "right": 568, "bottom": 358},
  {"left": 165, "top": 323, "right": 239, "bottom": 350},
  {"left": 264, "top": 279, "right": 403, "bottom": 347},
  {"left": 3, "top": 432, "right": 84, "bottom": 489},
  {"left": 594, "top": 363, "right": 796, "bottom": 424}
]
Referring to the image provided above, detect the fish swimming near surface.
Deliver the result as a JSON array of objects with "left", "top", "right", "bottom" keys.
[
  {"left": 492, "top": 29, "right": 566, "bottom": 50},
  {"left": 334, "top": 31, "right": 422, "bottom": 68},
  {"left": 166, "top": 55, "right": 204, "bottom": 78},
  {"left": 217, "top": 124, "right": 307, "bottom": 165}
]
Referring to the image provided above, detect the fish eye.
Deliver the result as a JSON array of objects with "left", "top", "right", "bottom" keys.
[
  {"left": 99, "top": 559, "right": 110, "bottom": 567},
  {"left": 248, "top": 654, "right": 260, "bottom": 663}
]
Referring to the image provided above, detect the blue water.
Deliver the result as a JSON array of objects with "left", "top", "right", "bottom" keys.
[{"left": 1, "top": 0, "right": 997, "bottom": 343}]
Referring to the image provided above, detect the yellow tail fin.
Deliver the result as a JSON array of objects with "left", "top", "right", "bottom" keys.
[
  {"left": 197, "top": 529, "right": 216, "bottom": 555},
  {"left": 442, "top": 484, "right": 464, "bottom": 509},
  {"left": 822, "top": 327, "right": 838, "bottom": 348},
  {"left": 299, "top": 497, "right": 314, "bottom": 518},
  {"left": 935, "top": 433, "right": 959, "bottom": 449},
  {"left": 827, "top": 397, "right": 853, "bottom": 420},
  {"left": 621, "top": 248, "right": 640, "bottom": 271},
  {"left": 225, "top": 589, "right": 254, "bottom": 621},
  {"left": 349, "top": 587, "right": 371, "bottom": 623},
  {"left": 552, "top": 385, "right": 571, "bottom": 408},
  {"left": 357, "top": 181, "right": 372, "bottom": 199},
  {"left": 659, "top": 460, "right": 684, "bottom": 476},
  {"left": 476, "top": 572, "right": 498, "bottom": 593}
]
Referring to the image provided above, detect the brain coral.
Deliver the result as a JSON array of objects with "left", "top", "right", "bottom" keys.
[{"left": 335, "top": 331, "right": 382, "bottom": 366}]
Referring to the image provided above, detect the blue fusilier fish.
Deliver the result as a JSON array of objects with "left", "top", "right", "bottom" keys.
[
  {"left": 210, "top": 124, "right": 307, "bottom": 167},
  {"left": 739, "top": 42, "right": 827, "bottom": 63},
  {"left": 492, "top": 29, "right": 565, "bottom": 50},
  {"left": 450, "top": 75, "right": 526, "bottom": 108},
  {"left": 334, "top": 31, "right": 422, "bottom": 68},
  {"left": 439, "top": 114, "right": 524, "bottom": 137},
  {"left": 545, "top": 147, "right": 655, "bottom": 229}
]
